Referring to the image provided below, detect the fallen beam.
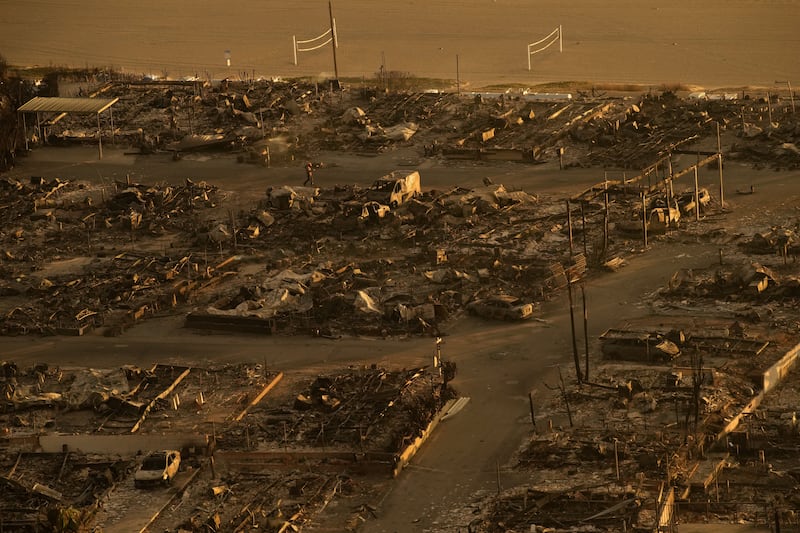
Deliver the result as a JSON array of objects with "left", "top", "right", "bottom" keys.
[
  {"left": 233, "top": 372, "right": 284, "bottom": 422},
  {"left": 131, "top": 367, "right": 191, "bottom": 433}
]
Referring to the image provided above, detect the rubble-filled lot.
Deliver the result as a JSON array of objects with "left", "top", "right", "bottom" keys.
[
  {"left": 2, "top": 75, "right": 800, "bottom": 532},
  {"left": 3, "top": 76, "right": 796, "bottom": 339},
  {"left": 34, "top": 77, "right": 800, "bottom": 171},
  {"left": 0, "top": 361, "right": 453, "bottom": 531},
  {"left": 466, "top": 218, "right": 800, "bottom": 531}
]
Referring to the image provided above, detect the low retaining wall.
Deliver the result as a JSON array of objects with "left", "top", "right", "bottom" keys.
[
  {"left": 713, "top": 341, "right": 800, "bottom": 448},
  {"left": 39, "top": 433, "right": 208, "bottom": 454}
]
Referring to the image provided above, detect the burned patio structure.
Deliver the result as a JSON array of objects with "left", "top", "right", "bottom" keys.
[{"left": 16, "top": 96, "right": 119, "bottom": 160}]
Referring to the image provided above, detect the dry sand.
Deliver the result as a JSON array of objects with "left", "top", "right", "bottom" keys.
[{"left": 1, "top": 0, "right": 798, "bottom": 89}]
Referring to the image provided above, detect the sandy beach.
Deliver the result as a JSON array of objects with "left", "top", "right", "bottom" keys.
[{"left": 1, "top": 0, "right": 798, "bottom": 88}]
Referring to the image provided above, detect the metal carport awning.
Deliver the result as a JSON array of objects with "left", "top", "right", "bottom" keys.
[{"left": 17, "top": 96, "right": 120, "bottom": 159}]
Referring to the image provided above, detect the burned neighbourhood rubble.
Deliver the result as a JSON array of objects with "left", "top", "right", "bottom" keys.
[
  {"left": 1, "top": 68, "right": 800, "bottom": 531},
  {"left": 466, "top": 220, "right": 800, "bottom": 530},
  {"left": 1, "top": 360, "right": 456, "bottom": 531}
]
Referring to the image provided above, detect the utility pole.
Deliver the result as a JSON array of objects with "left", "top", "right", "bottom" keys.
[
  {"left": 329, "top": 1, "right": 339, "bottom": 80},
  {"left": 381, "top": 51, "right": 387, "bottom": 91},
  {"left": 456, "top": 54, "right": 460, "bottom": 96},
  {"left": 567, "top": 276, "right": 582, "bottom": 385}
]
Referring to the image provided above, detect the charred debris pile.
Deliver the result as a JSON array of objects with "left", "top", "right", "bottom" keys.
[
  {"left": 1, "top": 78, "right": 796, "bottom": 339},
  {"left": 469, "top": 219, "right": 800, "bottom": 531},
  {"left": 472, "top": 315, "right": 800, "bottom": 531},
  {"left": 0, "top": 361, "right": 453, "bottom": 532},
  {"left": 0, "top": 158, "right": 756, "bottom": 338},
  {"left": 39, "top": 78, "right": 800, "bottom": 171},
  {"left": 0, "top": 175, "right": 231, "bottom": 335}
]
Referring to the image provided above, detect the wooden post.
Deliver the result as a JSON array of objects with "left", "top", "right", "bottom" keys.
[
  {"left": 567, "top": 277, "right": 582, "bottom": 384},
  {"left": 641, "top": 193, "right": 648, "bottom": 248},
  {"left": 96, "top": 112, "right": 103, "bottom": 160},
  {"left": 22, "top": 112, "right": 28, "bottom": 151},
  {"left": 603, "top": 176, "right": 609, "bottom": 259},
  {"left": 767, "top": 92, "right": 773, "bottom": 126},
  {"left": 693, "top": 166, "right": 700, "bottom": 222},
  {"left": 496, "top": 459, "right": 501, "bottom": 494},
  {"left": 667, "top": 152, "right": 674, "bottom": 198},
  {"left": 580, "top": 201, "right": 587, "bottom": 257},
  {"left": 664, "top": 176, "right": 671, "bottom": 228},
  {"left": 229, "top": 209, "right": 237, "bottom": 250},
  {"left": 582, "top": 284, "right": 589, "bottom": 382},
  {"left": 528, "top": 392, "right": 536, "bottom": 429},
  {"left": 558, "top": 367, "right": 574, "bottom": 427},
  {"left": 740, "top": 103, "right": 747, "bottom": 132},
  {"left": 566, "top": 199, "right": 574, "bottom": 258},
  {"left": 717, "top": 121, "right": 724, "bottom": 209}
]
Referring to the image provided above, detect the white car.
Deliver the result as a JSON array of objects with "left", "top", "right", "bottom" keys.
[{"left": 134, "top": 450, "right": 181, "bottom": 488}]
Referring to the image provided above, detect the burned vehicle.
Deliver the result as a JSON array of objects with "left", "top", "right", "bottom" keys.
[
  {"left": 466, "top": 295, "right": 534, "bottom": 321},
  {"left": 134, "top": 450, "right": 181, "bottom": 488},
  {"left": 365, "top": 170, "right": 421, "bottom": 207}
]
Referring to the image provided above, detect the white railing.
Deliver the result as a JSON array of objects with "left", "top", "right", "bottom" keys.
[
  {"left": 528, "top": 25, "right": 563, "bottom": 70},
  {"left": 293, "top": 20, "right": 338, "bottom": 66}
]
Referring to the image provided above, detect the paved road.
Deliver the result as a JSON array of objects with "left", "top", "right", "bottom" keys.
[{"left": 362, "top": 241, "right": 720, "bottom": 532}]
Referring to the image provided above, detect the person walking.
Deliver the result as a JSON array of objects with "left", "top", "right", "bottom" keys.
[{"left": 303, "top": 162, "right": 314, "bottom": 186}]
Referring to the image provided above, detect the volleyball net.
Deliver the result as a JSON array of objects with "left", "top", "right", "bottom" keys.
[
  {"left": 293, "top": 20, "right": 338, "bottom": 66},
  {"left": 528, "top": 25, "right": 563, "bottom": 71}
]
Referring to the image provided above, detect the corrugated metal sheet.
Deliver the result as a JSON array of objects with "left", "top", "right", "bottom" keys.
[{"left": 17, "top": 97, "right": 119, "bottom": 114}]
